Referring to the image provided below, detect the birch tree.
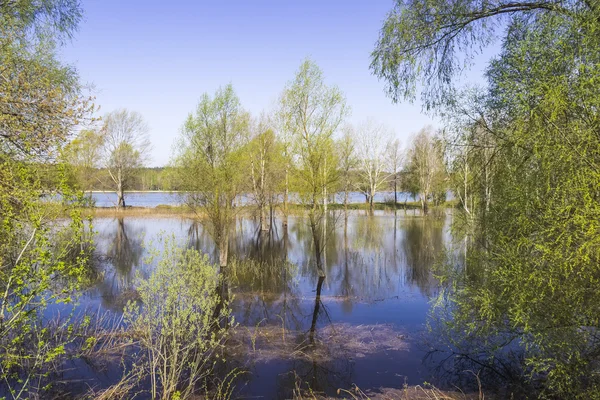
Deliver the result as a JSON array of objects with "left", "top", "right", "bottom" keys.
[
  {"left": 100, "top": 109, "right": 151, "bottom": 208},
  {"left": 385, "top": 138, "right": 403, "bottom": 205},
  {"left": 355, "top": 119, "right": 392, "bottom": 213},
  {"left": 405, "top": 126, "right": 445, "bottom": 214},
  {"left": 337, "top": 124, "right": 358, "bottom": 211},
  {"left": 248, "top": 115, "right": 285, "bottom": 232},
  {"left": 279, "top": 59, "right": 348, "bottom": 276}
]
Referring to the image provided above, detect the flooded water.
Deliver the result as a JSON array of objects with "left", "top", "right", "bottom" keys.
[{"left": 80, "top": 209, "right": 454, "bottom": 398}]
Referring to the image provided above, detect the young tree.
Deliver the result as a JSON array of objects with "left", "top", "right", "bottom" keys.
[
  {"left": 61, "top": 129, "right": 104, "bottom": 191},
  {"left": 100, "top": 109, "right": 151, "bottom": 208},
  {"left": 247, "top": 115, "right": 285, "bottom": 232},
  {"left": 355, "top": 118, "right": 392, "bottom": 213},
  {"left": 337, "top": 124, "right": 358, "bottom": 211},
  {"left": 404, "top": 127, "right": 445, "bottom": 214},
  {"left": 385, "top": 138, "right": 403, "bottom": 205},
  {"left": 272, "top": 111, "right": 294, "bottom": 226},
  {"left": 279, "top": 59, "right": 348, "bottom": 276},
  {"left": 124, "top": 238, "right": 232, "bottom": 400},
  {"left": 172, "top": 84, "right": 250, "bottom": 269}
]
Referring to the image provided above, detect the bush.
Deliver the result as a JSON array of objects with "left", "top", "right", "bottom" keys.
[{"left": 124, "top": 237, "right": 233, "bottom": 399}]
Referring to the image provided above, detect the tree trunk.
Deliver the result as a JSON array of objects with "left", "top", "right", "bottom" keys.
[
  {"left": 260, "top": 204, "right": 269, "bottom": 231},
  {"left": 310, "top": 212, "right": 325, "bottom": 278},
  {"left": 344, "top": 187, "right": 349, "bottom": 211},
  {"left": 218, "top": 232, "right": 229, "bottom": 268},
  {"left": 309, "top": 276, "right": 325, "bottom": 345},
  {"left": 117, "top": 169, "right": 125, "bottom": 208},
  {"left": 283, "top": 166, "right": 289, "bottom": 227},
  {"left": 394, "top": 178, "right": 397, "bottom": 205},
  {"left": 421, "top": 195, "right": 428, "bottom": 215}
]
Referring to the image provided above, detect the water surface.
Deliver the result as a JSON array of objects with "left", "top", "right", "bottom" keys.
[{"left": 82, "top": 209, "right": 452, "bottom": 398}]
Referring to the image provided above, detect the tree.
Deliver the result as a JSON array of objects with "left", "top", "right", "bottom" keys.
[
  {"left": 370, "top": 0, "right": 590, "bottom": 108},
  {"left": 124, "top": 238, "right": 232, "bottom": 400},
  {"left": 272, "top": 110, "right": 294, "bottom": 226},
  {"left": 279, "top": 59, "right": 348, "bottom": 276},
  {"left": 61, "top": 129, "right": 103, "bottom": 191},
  {"left": 172, "top": 84, "right": 250, "bottom": 269},
  {"left": 385, "top": 138, "right": 403, "bottom": 205},
  {"left": 100, "top": 109, "right": 151, "bottom": 208},
  {"left": 355, "top": 118, "right": 392, "bottom": 213},
  {"left": 1, "top": 1, "right": 94, "bottom": 397},
  {"left": 247, "top": 116, "right": 285, "bottom": 232},
  {"left": 404, "top": 127, "right": 445, "bottom": 214},
  {"left": 336, "top": 124, "right": 358, "bottom": 211},
  {"left": 373, "top": 0, "right": 600, "bottom": 395}
]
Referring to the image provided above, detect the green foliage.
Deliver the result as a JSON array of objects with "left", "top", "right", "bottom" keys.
[
  {"left": 372, "top": 0, "right": 600, "bottom": 397},
  {"left": 172, "top": 84, "right": 250, "bottom": 266},
  {"left": 280, "top": 59, "right": 348, "bottom": 209},
  {"left": 124, "top": 237, "right": 233, "bottom": 400},
  {"left": 247, "top": 122, "right": 287, "bottom": 230},
  {"left": 0, "top": 1, "right": 94, "bottom": 397},
  {"left": 61, "top": 129, "right": 104, "bottom": 191},
  {"left": 404, "top": 127, "right": 446, "bottom": 213},
  {"left": 278, "top": 59, "right": 349, "bottom": 274},
  {"left": 370, "top": 0, "right": 587, "bottom": 108}
]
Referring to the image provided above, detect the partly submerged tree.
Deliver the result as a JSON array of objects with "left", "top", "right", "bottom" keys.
[
  {"left": 100, "top": 109, "right": 151, "bottom": 208},
  {"left": 385, "top": 138, "right": 403, "bottom": 205},
  {"left": 279, "top": 59, "right": 348, "bottom": 276},
  {"left": 124, "top": 237, "right": 232, "bottom": 400},
  {"left": 336, "top": 124, "right": 358, "bottom": 211},
  {"left": 247, "top": 116, "right": 285, "bottom": 232},
  {"left": 172, "top": 84, "right": 250, "bottom": 269},
  {"left": 355, "top": 118, "right": 393, "bottom": 213}
]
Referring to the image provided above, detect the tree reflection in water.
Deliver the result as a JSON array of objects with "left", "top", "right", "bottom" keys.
[
  {"left": 89, "top": 211, "right": 451, "bottom": 397},
  {"left": 96, "top": 217, "right": 146, "bottom": 310}
]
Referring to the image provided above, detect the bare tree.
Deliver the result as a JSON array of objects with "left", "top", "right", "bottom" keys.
[
  {"left": 385, "top": 138, "right": 403, "bottom": 205},
  {"left": 355, "top": 118, "right": 392, "bottom": 213},
  {"left": 337, "top": 124, "right": 358, "bottom": 211},
  {"left": 100, "top": 109, "right": 151, "bottom": 208}
]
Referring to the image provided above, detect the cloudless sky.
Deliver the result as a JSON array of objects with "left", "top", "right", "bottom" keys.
[{"left": 61, "top": 0, "right": 495, "bottom": 167}]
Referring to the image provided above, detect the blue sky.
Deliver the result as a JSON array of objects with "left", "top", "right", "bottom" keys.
[{"left": 61, "top": 0, "right": 494, "bottom": 167}]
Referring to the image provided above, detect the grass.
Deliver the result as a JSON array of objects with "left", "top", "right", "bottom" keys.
[
  {"left": 293, "top": 382, "right": 485, "bottom": 400},
  {"left": 78, "top": 200, "right": 459, "bottom": 218}
]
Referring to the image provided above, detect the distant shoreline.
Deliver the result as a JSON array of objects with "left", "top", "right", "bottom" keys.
[{"left": 87, "top": 190, "right": 183, "bottom": 193}]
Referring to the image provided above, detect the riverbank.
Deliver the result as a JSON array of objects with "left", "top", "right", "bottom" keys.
[{"left": 80, "top": 200, "right": 458, "bottom": 218}]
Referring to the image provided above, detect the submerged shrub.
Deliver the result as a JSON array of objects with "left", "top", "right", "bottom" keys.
[{"left": 124, "top": 237, "right": 233, "bottom": 400}]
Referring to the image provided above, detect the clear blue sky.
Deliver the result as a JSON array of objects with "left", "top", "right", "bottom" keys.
[{"left": 61, "top": 0, "right": 492, "bottom": 167}]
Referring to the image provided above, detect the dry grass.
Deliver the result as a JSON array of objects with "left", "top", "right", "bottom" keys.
[
  {"left": 229, "top": 323, "right": 410, "bottom": 364},
  {"left": 293, "top": 382, "right": 484, "bottom": 400},
  {"left": 82, "top": 205, "right": 197, "bottom": 218}
]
